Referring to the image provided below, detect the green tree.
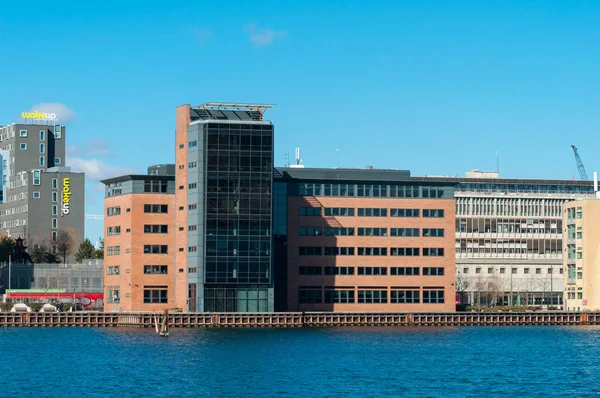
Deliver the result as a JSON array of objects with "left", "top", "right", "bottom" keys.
[
  {"left": 31, "top": 241, "right": 49, "bottom": 264},
  {"left": 75, "top": 238, "right": 95, "bottom": 263},
  {"left": 43, "top": 252, "right": 61, "bottom": 264},
  {"left": 92, "top": 237, "right": 104, "bottom": 259},
  {"left": 0, "top": 236, "right": 15, "bottom": 264}
]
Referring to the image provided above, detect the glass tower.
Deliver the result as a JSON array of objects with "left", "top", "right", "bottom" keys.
[{"left": 185, "top": 103, "right": 274, "bottom": 312}]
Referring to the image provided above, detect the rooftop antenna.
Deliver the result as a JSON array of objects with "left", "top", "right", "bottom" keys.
[
  {"left": 290, "top": 147, "right": 304, "bottom": 168},
  {"left": 336, "top": 149, "right": 340, "bottom": 168},
  {"left": 284, "top": 152, "right": 289, "bottom": 167}
]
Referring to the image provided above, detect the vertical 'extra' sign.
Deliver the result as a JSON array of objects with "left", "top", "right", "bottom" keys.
[{"left": 62, "top": 178, "right": 71, "bottom": 216}]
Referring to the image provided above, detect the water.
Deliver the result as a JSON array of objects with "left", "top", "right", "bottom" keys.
[{"left": 3, "top": 326, "right": 599, "bottom": 397}]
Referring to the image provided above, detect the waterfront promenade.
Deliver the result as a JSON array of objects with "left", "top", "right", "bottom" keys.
[{"left": 0, "top": 311, "right": 599, "bottom": 328}]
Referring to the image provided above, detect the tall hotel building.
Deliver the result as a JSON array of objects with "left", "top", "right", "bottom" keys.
[
  {"left": 0, "top": 122, "right": 84, "bottom": 260},
  {"left": 419, "top": 171, "right": 594, "bottom": 306},
  {"left": 101, "top": 164, "right": 175, "bottom": 311},
  {"left": 274, "top": 168, "right": 456, "bottom": 312},
  {"left": 176, "top": 103, "right": 274, "bottom": 312}
]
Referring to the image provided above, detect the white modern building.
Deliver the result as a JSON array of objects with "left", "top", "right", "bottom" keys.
[{"left": 416, "top": 170, "right": 595, "bottom": 306}]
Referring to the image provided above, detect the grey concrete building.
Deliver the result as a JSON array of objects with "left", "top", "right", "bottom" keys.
[{"left": 0, "top": 123, "right": 84, "bottom": 262}]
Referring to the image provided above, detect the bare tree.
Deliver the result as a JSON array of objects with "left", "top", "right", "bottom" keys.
[
  {"left": 537, "top": 279, "right": 550, "bottom": 305},
  {"left": 455, "top": 272, "right": 470, "bottom": 304},
  {"left": 55, "top": 229, "right": 75, "bottom": 266}
]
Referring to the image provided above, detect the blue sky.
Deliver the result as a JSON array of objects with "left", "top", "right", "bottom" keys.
[{"left": 1, "top": 0, "right": 599, "bottom": 241}]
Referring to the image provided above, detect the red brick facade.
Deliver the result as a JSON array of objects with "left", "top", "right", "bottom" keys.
[{"left": 286, "top": 196, "right": 456, "bottom": 312}]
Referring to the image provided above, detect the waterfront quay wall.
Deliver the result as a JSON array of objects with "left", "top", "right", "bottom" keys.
[{"left": 1, "top": 312, "right": 600, "bottom": 328}]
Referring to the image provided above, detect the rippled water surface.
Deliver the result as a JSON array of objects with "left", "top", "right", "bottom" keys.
[{"left": 3, "top": 326, "right": 600, "bottom": 397}]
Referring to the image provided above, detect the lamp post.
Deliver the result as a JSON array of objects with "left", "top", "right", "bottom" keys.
[{"left": 7, "top": 254, "right": 11, "bottom": 300}]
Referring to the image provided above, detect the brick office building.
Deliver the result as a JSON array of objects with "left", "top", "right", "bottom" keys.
[
  {"left": 101, "top": 164, "right": 175, "bottom": 312},
  {"left": 274, "top": 168, "right": 457, "bottom": 312}
]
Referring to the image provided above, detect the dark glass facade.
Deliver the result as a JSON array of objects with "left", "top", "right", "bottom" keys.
[{"left": 201, "top": 122, "right": 274, "bottom": 312}]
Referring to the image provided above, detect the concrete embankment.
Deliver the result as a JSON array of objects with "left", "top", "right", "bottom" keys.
[{"left": 0, "top": 311, "right": 597, "bottom": 328}]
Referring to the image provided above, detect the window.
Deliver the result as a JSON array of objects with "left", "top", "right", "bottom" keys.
[
  {"left": 391, "top": 247, "right": 420, "bottom": 256},
  {"left": 324, "top": 290, "right": 355, "bottom": 304},
  {"left": 299, "top": 289, "right": 322, "bottom": 304},
  {"left": 358, "top": 290, "right": 387, "bottom": 304},
  {"left": 423, "top": 248, "right": 444, "bottom": 256},
  {"left": 39, "top": 143, "right": 45, "bottom": 154},
  {"left": 188, "top": 141, "right": 197, "bottom": 148},
  {"left": 179, "top": 144, "right": 184, "bottom": 149},
  {"left": 299, "top": 207, "right": 322, "bottom": 216},
  {"left": 143, "top": 287, "right": 168, "bottom": 303},
  {"left": 107, "top": 206, "right": 121, "bottom": 216},
  {"left": 144, "top": 265, "right": 168, "bottom": 274},
  {"left": 144, "top": 224, "right": 168, "bottom": 234},
  {"left": 52, "top": 192, "right": 57, "bottom": 202},
  {"left": 52, "top": 205, "right": 57, "bottom": 215},
  {"left": 423, "top": 228, "right": 444, "bottom": 237},
  {"left": 488, "top": 268, "right": 493, "bottom": 274},
  {"left": 188, "top": 204, "right": 197, "bottom": 210},
  {"left": 324, "top": 266, "right": 354, "bottom": 275},
  {"left": 423, "top": 290, "right": 444, "bottom": 304},
  {"left": 188, "top": 246, "right": 197, "bottom": 252},
  {"left": 144, "top": 245, "right": 168, "bottom": 254},
  {"left": 143, "top": 180, "right": 168, "bottom": 193},
  {"left": 391, "top": 208, "right": 419, "bottom": 217},
  {"left": 423, "top": 209, "right": 444, "bottom": 218},
  {"left": 33, "top": 191, "right": 40, "bottom": 199},
  {"left": 106, "top": 246, "right": 121, "bottom": 256},
  {"left": 357, "top": 208, "right": 387, "bottom": 217},
  {"left": 325, "top": 207, "right": 355, "bottom": 216},
  {"left": 577, "top": 272, "right": 583, "bottom": 279},
  {"left": 299, "top": 246, "right": 322, "bottom": 255},
  {"left": 189, "top": 225, "right": 197, "bottom": 231},
  {"left": 19, "top": 143, "right": 26, "bottom": 150},
  {"left": 188, "top": 183, "right": 197, "bottom": 189},
  {"left": 390, "top": 228, "right": 419, "bottom": 237},
  {"left": 500, "top": 268, "right": 505, "bottom": 274},
  {"left": 39, "top": 156, "right": 45, "bottom": 166},
  {"left": 577, "top": 252, "right": 583, "bottom": 259},
  {"left": 33, "top": 170, "right": 40, "bottom": 185},
  {"left": 299, "top": 226, "right": 323, "bottom": 236},
  {"left": 536, "top": 268, "right": 541, "bottom": 274},
  {"left": 577, "top": 232, "right": 582, "bottom": 239},
  {"left": 144, "top": 204, "right": 169, "bottom": 213},
  {"left": 188, "top": 161, "right": 197, "bottom": 168},
  {"left": 512, "top": 268, "right": 517, "bottom": 274},
  {"left": 54, "top": 157, "right": 61, "bottom": 165},
  {"left": 108, "top": 266, "right": 121, "bottom": 275},
  {"left": 324, "top": 227, "right": 354, "bottom": 236},
  {"left": 54, "top": 125, "right": 61, "bottom": 139},
  {"left": 391, "top": 267, "right": 419, "bottom": 276},
  {"left": 357, "top": 247, "right": 386, "bottom": 256},
  {"left": 576, "top": 211, "right": 582, "bottom": 219},
  {"left": 358, "top": 267, "right": 387, "bottom": 275},
  {"left": 325, "top": 246, "right": 355, "bottom": 256},
  {"left": 299, "top": 266, "right": 322, "bottom": 275},
  {"left": 52, "top": 178, "right": 57, "bottom": 189},
  {"left": 358, "top": 228, "right": 388, "bottom": 236},
  {"left": 423, "top": 267, "right": 444, "bottom": 276},
  {"left": 40, "top": 130, "right": 45, "bottom": 140},
  {"left": 524, "top": 268, "right": 530, "bottom": 274},
  {"left": 20, "top": 130, "right": 27, "bottom": 137},
  {"left": 188, "top": 268, "right": 197, "bottom": 273},
  {"left": 476, "top": 267, "right": 482, "bottom": 274},
  {"left": 107, "top": 226, "right": 121, "bottom": 236},
  {"left": 391, "top": 290, "right": 419, "bottom": 303}
]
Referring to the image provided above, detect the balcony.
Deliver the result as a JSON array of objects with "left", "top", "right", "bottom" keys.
[{"left": 567, "top": 277, "right": 576, "bottom": 285}]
